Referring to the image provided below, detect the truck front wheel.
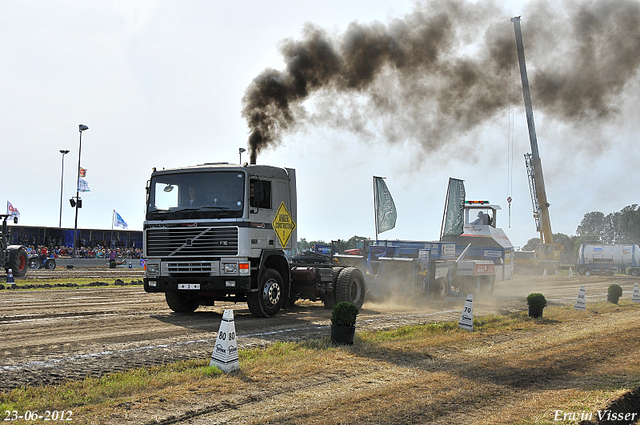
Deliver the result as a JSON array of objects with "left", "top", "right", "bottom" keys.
[
  {"left": 335, "top": 267, "right": 365, "bottom": 309},
  {"left": 165, "top": 292, "right": 199, "bottom": 313},
  {"left": 248, "top": 268, "right": 284, "bottom": 318}
]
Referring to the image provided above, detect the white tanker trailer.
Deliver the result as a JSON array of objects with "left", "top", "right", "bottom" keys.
[{"left": 576, "top": 244, "right": 640, "bottom": 276}]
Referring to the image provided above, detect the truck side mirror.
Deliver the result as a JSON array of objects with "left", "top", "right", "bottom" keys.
[{"left": 13, "top": 217, "right": 18, "bottom": 224}]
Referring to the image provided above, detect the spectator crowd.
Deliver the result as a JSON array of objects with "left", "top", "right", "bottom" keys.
[{"left": 26, "top": 245, "right": 143, "bottom": 260}]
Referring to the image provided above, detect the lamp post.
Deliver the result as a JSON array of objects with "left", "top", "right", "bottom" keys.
[
  {"left": 73, "top": 124, "right": 88, "bottom": 258},
  {"left": 58, "top": 149, "right": 70, "bottom": 228},
  {"left": 239, "top": 148, "right": 246, "bottom": 164}
]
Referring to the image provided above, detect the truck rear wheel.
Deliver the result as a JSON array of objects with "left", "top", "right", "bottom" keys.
[
  {"left": 10, "top": 248, "right": 28, "bottom": 277},
  {"left": 323, "top": 267, "right": 343, "bottom": 310},
  {"left": 480, "top": 276, "right": 495, "bottom": 295},
  {"left": 431, "top": 277, "right": 448, "bottom": 300},
  {"left": 334, "top": 267, "right": 365, "bottom": 309},
  {"left": 29, "top": 257, "right": 41, "bottom": 269},
  {"left": 165, "top": 292, "right": 199, "bottom": 313},
  {"left": 248, "top": 268, "right": 284, "bottom": 317},
  {"left": 463, "top": 277, "right": 482, "bottom": 296},
  {"left": 631, "top": 269, "right": 639, "bottom": 277}
]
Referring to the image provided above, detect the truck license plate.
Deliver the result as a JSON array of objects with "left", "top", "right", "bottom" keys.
[{"left": 178, "top": 284, "right": 200, "bottom": 290}]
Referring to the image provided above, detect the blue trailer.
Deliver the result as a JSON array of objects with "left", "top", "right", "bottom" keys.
[{"left": 333, "top": 238, "right": 497, "bottom": 302}]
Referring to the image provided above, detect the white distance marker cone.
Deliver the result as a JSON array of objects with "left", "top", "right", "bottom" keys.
[
  {"left": 569, "top": 267, "right": 574, "bottom": 277},
  {"left": 458, "top": 294, "right": 473, "bottom": 332},
  {"left": 574, "top": 286, "right": 586, "bottom": 311},
  {"left": 210, "top": 309, "right": 239, "bottom": 373},
  {"left": 6, "top": 269, "right": 14, "bottom": 283},
  {"left": 543, "top": 269, "right": 547, "bottom": 276},
  {"left": 632, "top": 282, "right": 640, "bottom": 303}
]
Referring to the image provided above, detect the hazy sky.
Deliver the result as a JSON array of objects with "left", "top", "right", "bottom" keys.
[{"left": 2, "top": 0, "right": 639, "bottom": 248}]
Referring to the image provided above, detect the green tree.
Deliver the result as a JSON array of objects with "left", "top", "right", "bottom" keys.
[
  {"left": 522, "top": 238, "right": 540, "bottom": 251},
  {"left": 333, "top": 236, "right": 370, "bottom": 253},
  {"left": 553, "top": 233, "right": 578, "bottom": 263},
  {"left": 618, "top": 204, "right": 640, "bottom": 243},
  {"left": 577, "top": 206, "right": 640, "bottom": 245},
  {"left": 602, "top": 212, "right": 620, "bottom": 244},
  {"left": 298, "top": 236, "right": 370, "bottom": 254},
  {"left": 521, "top": 233, "right": 578, "bottom": 263},
  {"left": 296, "top": 238, "right": 328, "bottom": 253},
  {"left": 576, "top": 211, "right": 605, "bottom": 240}
]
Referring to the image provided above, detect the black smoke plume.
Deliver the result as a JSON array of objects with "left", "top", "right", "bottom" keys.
[{"left": 242, "top": 0, "right": 640, "bottom": 164}]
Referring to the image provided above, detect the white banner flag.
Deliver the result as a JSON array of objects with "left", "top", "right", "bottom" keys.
[
  {"left": 113, "top": 210, "right": 128, "bottom": 229},
  {"left": 6, "top": 201, "right": 20, "bottom": 220}
]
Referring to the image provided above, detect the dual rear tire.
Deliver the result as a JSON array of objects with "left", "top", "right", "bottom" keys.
[{"left": 332, "top": 267, "right": 365, "bottom": 310}]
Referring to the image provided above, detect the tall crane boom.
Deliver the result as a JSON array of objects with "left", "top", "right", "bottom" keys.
[{"left": 511, "top": 16, "right": 554, "bottom": 248}]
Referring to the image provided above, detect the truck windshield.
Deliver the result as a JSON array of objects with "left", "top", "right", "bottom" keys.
[{"left": 147, "top": 171, "right": 245, "bottom": 220}]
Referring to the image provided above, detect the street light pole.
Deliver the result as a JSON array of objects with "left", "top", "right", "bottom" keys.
[
  {"left": 239, "top": 148, "right": 246, "bottom": 164},
  {"left": 58, "top": 149, "right": 70, "bottom": 228},
  {"left": 73, "top": 124, "right": 88, "bottom": 258}
]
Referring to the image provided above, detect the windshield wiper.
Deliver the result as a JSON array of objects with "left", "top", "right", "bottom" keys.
[{"left": 201, "top": 206, "right": 230, "bottom": 211}]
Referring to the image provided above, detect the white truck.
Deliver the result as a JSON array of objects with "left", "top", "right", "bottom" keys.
[
  {"left": 143, "top": 163, "right": 496, "bottom": 317},
  {"left": 143, "top": 163, "right": 369, "bottom": 317},
  {"left": 576, "top": 244, "right": 640, "bottom": 276}
]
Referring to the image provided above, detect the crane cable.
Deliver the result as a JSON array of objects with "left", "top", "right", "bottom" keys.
[{"left": 507, "top": 21, "right": 516, "bottom": 228}]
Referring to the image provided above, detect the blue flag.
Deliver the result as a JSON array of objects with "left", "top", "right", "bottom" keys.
[
  {"left": 78, "top": 178, "right": 90, "bottom": 192},
  {"left": 113, "top": 210, "right": 128, "bottom": 229}
]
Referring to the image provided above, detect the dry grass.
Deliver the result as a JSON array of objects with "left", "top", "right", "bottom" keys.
[{"left": 2, "top": 301, "right": 639, "bottom": 424}]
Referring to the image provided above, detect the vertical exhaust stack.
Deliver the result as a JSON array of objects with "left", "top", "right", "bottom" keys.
[{"left": 249, "top": 130, "right": 262, "bottom": 164}]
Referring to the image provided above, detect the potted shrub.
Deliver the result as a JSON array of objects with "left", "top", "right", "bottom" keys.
[
  {"left": 526, "top": 293, "right": 547, "bottom": 318},
  {"left": 330, "top": 301, "right": 359, "bottom": 345},
  {"left": 607, "top": 284, "right": 623, "bottom": 304}
]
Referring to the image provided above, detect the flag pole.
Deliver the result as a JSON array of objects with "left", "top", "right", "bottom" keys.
[
  {"left": 373, "top": 176, "right": 379, "bottom": 242},
  {"left": 111, "top": 210, "right": 114, "bottom": 249},
  {"left": 439, "top": 178, "right": 452, "bottom": 240}
]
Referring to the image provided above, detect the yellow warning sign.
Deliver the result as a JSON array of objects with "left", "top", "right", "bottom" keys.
[{"left": 272, "top": 202, "right": 296, "bottom": 248}]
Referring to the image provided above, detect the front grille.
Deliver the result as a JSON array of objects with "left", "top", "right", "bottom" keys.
[
  {"left": 167, "top": 262, "right": 217, "bottom": 273},
  {"left": 146, "top": 226, "right": 238, "bottom": 258}
]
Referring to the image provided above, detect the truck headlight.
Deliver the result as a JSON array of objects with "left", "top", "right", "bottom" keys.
[
  {"left": 223, "top": 263, "right": 237, "bottom": 274},
  {"left": 146, "top": 263, "right": 159, "bottom": 276}
]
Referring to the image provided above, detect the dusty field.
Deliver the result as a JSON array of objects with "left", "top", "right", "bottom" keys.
[{"left": 1, "top": 271, "right": 639, "bottom": 424}]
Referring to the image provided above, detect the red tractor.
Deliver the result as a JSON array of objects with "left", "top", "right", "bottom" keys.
[{"left": 1, "top": 214, "right": 28, "bottom": 278}]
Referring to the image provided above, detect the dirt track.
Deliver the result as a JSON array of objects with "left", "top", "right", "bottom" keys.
[{"left": 0, "top": 271, "right": 638, "bottom": 391}]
